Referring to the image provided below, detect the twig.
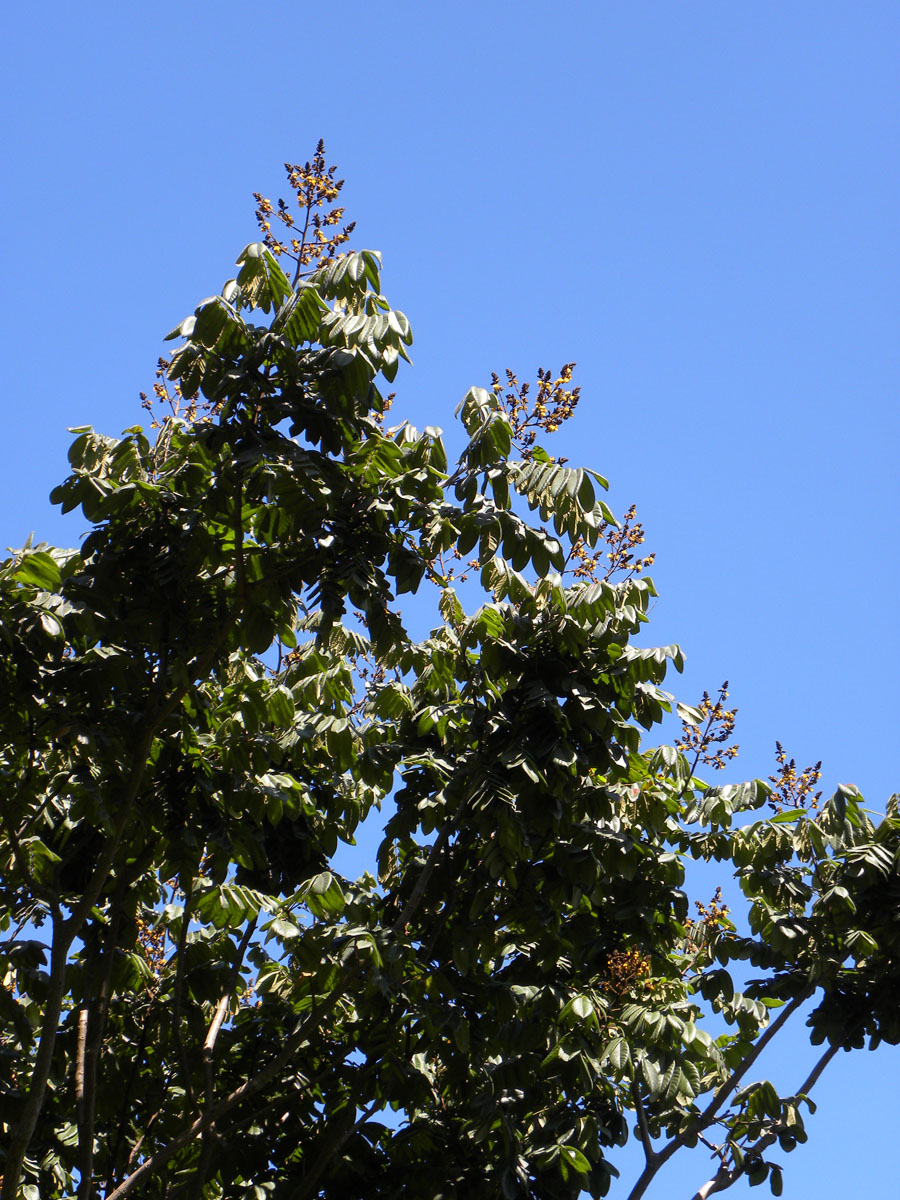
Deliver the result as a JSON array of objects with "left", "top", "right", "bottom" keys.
[
  {"left": 104, "top": 1020, "right": 329, "bottom": 1199},
  {"left": 186, "top": 912, "right": 257, "bottom": 1194},
  {"left": 198, "top": 920, "right": 257, "bottom": 1165}
]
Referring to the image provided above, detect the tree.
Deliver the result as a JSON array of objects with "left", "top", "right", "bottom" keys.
[{"left": 2, "top": 144, "right": 899, "bottom": 1200}]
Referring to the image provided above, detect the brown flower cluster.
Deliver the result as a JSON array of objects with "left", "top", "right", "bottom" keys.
[
  {"left": 491, "top": 364, "right": 580, "bottom": 456},
  {"left": 691, "top": 886, "right": 731, "bottom": 930},
  {"left": 253, "top": 139, "right": 356, "bottom": 278},
  {"left": 143, "top": 141, "right": 355, "bottom": 430},
  {"left": 603, "top": 947, "right": 651, "bottom": 996},
  {"left": 136, "top": 914, "right": 167, "bottom": 979},
  {"left": 768, "top": 742, "right": 822, "bottom": 814},
  {"left": 373, "top": 391, "right": 394, "bottom": 429},
  {"left": 568, "top": 504, "right": 656, "bottom": 583},
  {"left": 141, "top": 357, "right": 198, "bottom": 428},
  {"left": 675, "top": 682, "right": 740, "bottom": 771}
]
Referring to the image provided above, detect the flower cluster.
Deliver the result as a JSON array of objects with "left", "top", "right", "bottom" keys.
[
  {"left": 682, "top": 886, "right": 733, "bottom": 964},
  {"left": 491, "top": 363, "right": 580, "bottom": 456},
  {"left": 675, "top": 682, "right": 740, "bottom": 771},
  {"left": 142, "top": 141, "right": 356, "bottom": 431},
  {"left": 253, "top": 139, "right": 356, "bottom": 277},
  {"left": 603, "top": 947, "right": 651, "bottom": 996},
  {"left": 568, "top": 504, "right": 656, "bottom": 583},
  {"left": 768, "top": 741, "right": 823, "bottom": 814},
  {"left": 692, "top": 886, "right": 731, "bottom": 930},
  {"left": 135, "top": 913, "right": 167, "bottom": 979},
  {"left": 140, "top": 357, "right": 198, "bottom": 428}
]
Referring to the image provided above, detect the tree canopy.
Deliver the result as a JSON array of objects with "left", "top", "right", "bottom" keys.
[{"left": 2, "top": 145, "right": 899, "bottom": 1200}]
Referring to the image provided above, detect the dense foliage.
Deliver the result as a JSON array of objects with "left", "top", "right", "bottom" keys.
[{"left": 2, "top": 148, "right": 899, "bottom": 1200}]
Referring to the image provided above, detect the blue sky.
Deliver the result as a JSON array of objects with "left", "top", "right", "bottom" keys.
[{"left": 3, "top": 3, "right": 898, "bottom": 1196}]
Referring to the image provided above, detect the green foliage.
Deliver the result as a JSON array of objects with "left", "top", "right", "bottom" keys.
[{"left": 1, "top": 153, "right": 898, "bottom": 1200}]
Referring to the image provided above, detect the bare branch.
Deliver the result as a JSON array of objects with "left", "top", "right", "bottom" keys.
[
  {"left": 390, "top": 822, "right": 454, "bottom": 936},
  {"left": 796, "top": 1040, "right": 839, "bottom": 1097},
  {"left": 192, "top": 917, "right": 257, "bottom": 1191}
]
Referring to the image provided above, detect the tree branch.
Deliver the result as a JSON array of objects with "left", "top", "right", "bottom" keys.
[
  {"left": 103, "top": 968, "right": 355, "bottom": 1200},
  {"left": 688, "top": 1041, "right": 841, "bottom": 1200},
  {"left": 691, "top": 989, "right": 811, "bottom": 1132},
  {"left": 75, "top": 1005, "right": 91, "bottom": 1197},
  {"left": 624, "top": 988, "right": 811, "bottom": 1200},
  {"left": 194, "top": 919, "right": 257, "bottom": 1189},
  {"left": 171, "top": 885, "right": 196, "bottom": 1105},
  {"left": 631, "top": 1080, "right": 658, "bottom": 1167},
  {"left": 103, "top": 1030, "right": 312, "bottom": 1199}
]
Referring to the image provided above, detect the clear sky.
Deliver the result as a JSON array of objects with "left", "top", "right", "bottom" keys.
[{"left": 3, "top": 3, "right": 898, "bottom": 1196}]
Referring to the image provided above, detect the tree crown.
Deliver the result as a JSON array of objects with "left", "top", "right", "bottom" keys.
[{"left": 2, "top": 146, "right": 898, "bottom": 1200}]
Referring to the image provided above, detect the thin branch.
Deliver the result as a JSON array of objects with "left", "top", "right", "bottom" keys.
[
  {"left": 104, "top": 1027, "right": 322, "bottom": 1199},
  {"left": 196, "top": 919, "right": 257, "bottom": 1184},
  {"left": 0, "top": 906, "right": 43, "bottom": 952},
  {"left": 135, "top": 904, "right": 252, "bottom": 1200},
  {"left": 624, "top": 988, "right": 811, "bottom": 1200},
  {"left": 692, "top": 989, "right": 811, "bottom": 1131},
  {"left": 631, "top": 1080, "right": 658, "bottom": 1167},
  {"left": 191, "top": 992, "right": 231, "bottom": 1191},
  {"left": 390, "top": 803, "right": 469, "bottom": 938},
  {"left": 688, "top": 1041, "right": 841, "bottom": 1200},
  {"left": 795, "top": 1040, "right": 840, "bottom": 1097},
  {"left": 104, "top": 1016, "right": 171, "bottom": 1195},
  {"left": 104, "top": 963, "right": 355, "bottom": 1199},
  {"left": 292, "top": 199, "right": 315, "bottom": 287}
]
